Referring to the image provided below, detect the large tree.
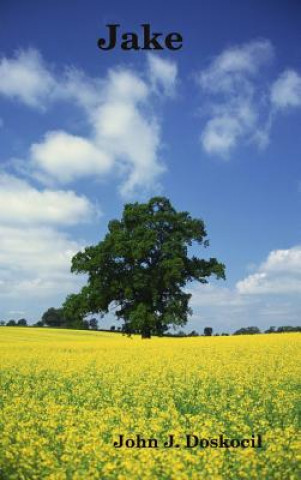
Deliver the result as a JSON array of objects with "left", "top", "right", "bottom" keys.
[{"left": 63, "top": 197, "right": 225, "bottom": 337}]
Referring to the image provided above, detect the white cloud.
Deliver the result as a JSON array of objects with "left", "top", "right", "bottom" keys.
[
  {"left": 189, "top": 283, "right": 245, "bottom": 308},
  {"left": 0, "top": 49, "right": 55, "bottom": 109},
  {"left": 30, "top": 131, "right": 112, "bottom": 184},
  {"left": 0, "top": 48, "right": 175, "bottom": 196},
  {"left": 0, "top": 174, "right": 94, "bottom": 304},
  {"left": 104, "top": 69, "right": 149, "bottom": 102},
  {"left": 8, "top": 311, "right": 26, "bottom": 316},
  {"left": 236, "top": 246, "right": 301, "bottom": 294},
  {"left": 0, "top": 174, "right": 97, "bottom": 225},
  {"left": 261, "top": 247, "right": 301, "bottom": 273},
  {"left": 92, "top": 69, "right": 164, "bottom": 196},
  {"left": 147, "top": 54, "right": 178, "bottom": 96},
  {"left": 29, "top": 65, "right": 167, "bottom": 196},
  {"left": 57, "top": 67, "right": 104, "bottom": 111},
  {"left": 186, "top": 246, "right": 301, "bottom": 332},
  {"left": 201, "top": 111, "right": 254, "bottom": 156},
  {"left": 197, "top": 39, "right": 301, "bottom": 156},
  {"left": 0, "top": 48, "right": 103, "bottom": 111},
  {"left": 199, "top": 39, "right": 274, "bottom": 94},
  {"left": 271, "top": 69, "right": 301, "bottom": 109},
  {"left": 197, "top": 40, "right": 274, "bottom": 156},
  {"left": 0, "top": 226, "right": 84, "bottom": 298},
  {"left": 188, "top": 282, "right": 300, "bottom": 332}
]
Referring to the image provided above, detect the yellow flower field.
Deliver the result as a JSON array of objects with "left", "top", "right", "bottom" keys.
[{"left": 0, "top": 328, "right": 300, "bottom": 479}]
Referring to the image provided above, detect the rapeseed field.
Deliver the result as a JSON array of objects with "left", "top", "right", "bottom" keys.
[{"left": 0, "top": 328, "right": 300, "bottom": 479}]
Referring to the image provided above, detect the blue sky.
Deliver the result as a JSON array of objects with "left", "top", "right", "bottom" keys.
[{"left": 0, "top": 0, "right": 300, "bottom": 332}]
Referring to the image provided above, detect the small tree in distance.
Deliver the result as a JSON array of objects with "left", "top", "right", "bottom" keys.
[
  {"left": 233, "top": 326, "right": 261, "bottom": 335},
  {"left": 204, "top": 327, "right": 213, "bottom": 336},
  {"left": 33, "top": 320, "right": 44, "bottom": 327},
  {"left": 6, "top": 319, "right": 16, "bottom": 326},
  {"left": 17, "top": 318, "right": 27, "bottom": 326},
  {"left": 42, "top": 308, "right": 65, "bottom": 328},
  {"left": 89, "top": 318, "right": 98, "bottom": 330},
  {"left": 63, "top": 197, "right": 225, "bottom": 338}
]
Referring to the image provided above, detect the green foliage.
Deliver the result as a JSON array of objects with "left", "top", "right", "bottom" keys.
[
  {"left": 233, "top": 326, "right": 261, "bottom": 335},
  {"left": 33, "top": 320, "right": 44, "bottom": 327},
  {"left": 62, "top": 294, "right": 89, "bottom": 329},
  {"left": 41, "top": 308, "right": 65, "bottom": 328},
  {"left": 89, "top": 318, "right": 98, "bottom": 330},
  {"left": 187, "top": 330, "right": 199, "bottom": 337},
  {"left": 63, "top": 197, "right": 225, "bottom": 337},
  {"left": 42, "top": 302, "right": 89, "bottom": 330},
  {"left": 17, "top": 318, "right": 27, "bottom": 326},
  {"left": 265, "top": 325, "right": 301, "bottom": 333},
  {"left": 277, "top": 326, "right": 301, "bottom": 333},
  {"left": 6, "top": 319, "right": 17, "bottom": 326},
  {"left": 204, "top": 327, "right": 213, "bottom": 336}
]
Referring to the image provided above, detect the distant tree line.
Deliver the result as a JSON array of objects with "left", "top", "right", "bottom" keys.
[
  {"left": 264, "top": 325, "right": 301, "bottom": 334},
  {"left": 112, "top": 325, "right": 301, "bottom": 336},
  {"left": 37, "top": 307, "right": 99, "bottom": 330},
  {"left": 112, "top": 324, "right": 301, "bottom": 336},
  {"left": 0, "top": 308, "right": 99, "bottom": 330},
  {"left": 1, "top": 314, "right": 300, "bottom": 336},
  {"left": 0, "top": 318, "right": 28, "bottom": 327}
]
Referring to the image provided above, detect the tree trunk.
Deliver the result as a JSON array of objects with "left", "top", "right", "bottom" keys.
[
  {"left": 141, "top": 325, "right": 151, "bottom": 339},
  {"left": 141, "top": 333, "right": 151, "bottom": 338}
]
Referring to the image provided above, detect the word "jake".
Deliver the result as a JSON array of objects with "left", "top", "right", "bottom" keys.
[{"left": 97, "top": 24, "right": 183, "bottom": 51}]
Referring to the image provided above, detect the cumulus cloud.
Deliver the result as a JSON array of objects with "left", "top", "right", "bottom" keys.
[
  {"left": 197, "top": 39, "right": 274, "bottom": 156},
  {"left": 197, "top": 39, "right": 301, "bottom": 156},
  {"left": 189, "top": 283, "right": 245, "bottom": 308},
  {"left": 147, "top": 54, "right": 178, "bottom": 96},
  {"left": 57, "top": 68, "right": 104, "bottom": 111},
  {"left": 201, "top": 107, "right": 256, "bottom": 156},
  {"left": 271, "top": 69, "right": 301, "bottom": 109},
  {"left": 0, "top": 49, "right": 176, "bottom": 196},
  {"left": 188, "top": 284, "right": 300, "bottom": 332},
  {"left": 30, "top": 131, "right": 112, "bottom": 184},
  {"left": 185, "top": 245, "right": 301, "bottom": 332},
  {"left": 199, "top": 39, "right": 274, "bottom": 93},
  {"left": 0, "top": 174, "right": 97, "bottom": 225},
  {"left": 91, "top": 69, "right": 164, "bottom": 196},
  {"left": 0, "top": 49, "right": 55, "bottom": 109},
  {"left": 186, "top": 282, "right": 258, "bottom": 332},
  {"left": 29, "top": 64, "right": 168, "bottom": 196},
  {"left": 236, "top": 246, "right": 301, "bottom": 294},
  {"left": 29, "top": 67, "right": 164, "bottom": 195},
  {"left": 0, "top": 173, "right": 97, "bottom": 306},
  {"left": 0, "top": 225, "right": 84, "bottom": 298},
  {"left": 0, "top": 48, "right": 103, "bottom": 111}
]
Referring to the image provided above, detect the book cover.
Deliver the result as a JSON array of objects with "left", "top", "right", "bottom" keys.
[{"left": 0, "top": 1, "right": 300, "bottom": 479}]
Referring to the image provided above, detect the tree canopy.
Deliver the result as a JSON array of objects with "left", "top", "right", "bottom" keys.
[
  {"left": 42, "top": 308, "right": 65, "bottom": 328},
  {"left": 233, "top": 326, "right": 261, "bottom": 335},
  {"left": 17, "top": 318, "right": 27, "bottom": 326},
  {"left": 204, "top": 327, "right": 213, "bottom": 336},
  {"left": 63, "top": 197, "right": 225, "bottom": 337},
  {"left": 41, "top": 306, "right": 90, "bottom": 330}
]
